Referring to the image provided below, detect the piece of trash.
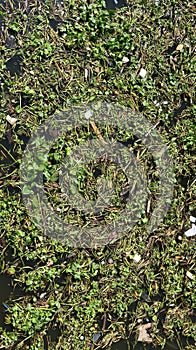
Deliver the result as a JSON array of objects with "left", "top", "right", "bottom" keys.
[
  {"left": 139, "top": 68, "right": 147, "bottom": 78},
  {"left": 138, "top": 323, "right": 153, "bottom": 343},
  {"left": 190, "top": 216, "right": 196, "bottom": 223},
  {"left": 176, "top": 43, "right": 183, "bottom": 51},
  {"left": 122, "top": 56, "right": 129, "bottom": 64},
  {"left": 184, "top": 216, "right": 196, "bottom": 237},
  {"left": 3, "top": 303, "right": 9, "bottom": 310},
  {"left": 84, "top": 68, "right": 89, "bottom": 80},
  {"left": 153, "top": 100, "right": 160, "bottom": 107},
  {"left": 93, "top": 333, "right": 101, "bottom": 343},
  {"left": 186, "top": 271, "right": 195, "bottom": 280},
  {"left": 40, "top": 292, "right": 47, "bottom": 299},
  {"left": 56, "top": 207, "right": 63, "bottom": 213},
  {"left": 84, "top": 109, "right": 93, "bottom": 119},
  {"left": 6, "top": 115, "right": 18, "bottom": 126},
  {"left": 133, "top": 253, "right": 141, "bottom": 263}
]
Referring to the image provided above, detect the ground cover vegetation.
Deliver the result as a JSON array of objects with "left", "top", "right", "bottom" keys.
[{"left": 0, "top": 0, "right": 195, "bottom": 349}]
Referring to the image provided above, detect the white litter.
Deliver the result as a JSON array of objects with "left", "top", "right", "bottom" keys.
[
  {"left": 138, "top": 323, "right": 153, "bottom": 343},
  {"left": 153, "top": 100, "right": 160, "bottom": 107},
  {"left": 84, "top": 109, "right": 93, "bottom": 119},
  {"left": 184, "top": 216, "right": 196, "bottom": 237},
  {"left": 186, "top": 271, "right": 195, "bottom": 280},
  {"left": 122, "top": 56, "right": 129, "bottom": 64},
  {"left": 133, "top": 253, "right": 141, "bottom": 263},
  {"left": 6, "top": 115, "right": 18, "bottom": 126},
  {"left": 84, "top": 68, "right": 89, "bottom": 79},
  {"left": 139, "top": 68, "right": 147, "bottom": 78}
]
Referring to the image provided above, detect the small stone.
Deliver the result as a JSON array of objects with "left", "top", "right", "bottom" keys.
[
  {"left": 139, "top": 68, "right": 147, "bottom": 78},
  {"left": 122, "top": 56, "right": 129, "bottom": 64},
  {"left": 6, "top": 115, "right": 18, "bottom": 126}
]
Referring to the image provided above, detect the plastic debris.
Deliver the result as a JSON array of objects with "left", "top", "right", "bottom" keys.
[
  {"left": 186, "top": 271, "right": 195, "bottom": 280},
  {"left": 84, "top": 68, "right": 89, "bottom": 79},
  {"left": 84, "top": 109, "right": 93, "bottom": 119},
  {"left": 139, "top": 68, "right": 147, "bottom": 78},
  {"left": 122, "top": 56, "right": 129, "bottom": 64},
  {"left": 3, "top": 303, "right": 9, "bottom": 310},
  {"left": 6, "top": 115, "right": 18, "bottom": 126},
  {"left": 184, "top": 216, "right": 196, "bottom": 237},
  {"left": 133, "top": 253, "right": 141, "bottom": 263},
  {"left": 138, "top": 323, "right": 153, "bottom": 343},
  {"left": 93, "top": 333, "right": 101, "bottom": 343}
]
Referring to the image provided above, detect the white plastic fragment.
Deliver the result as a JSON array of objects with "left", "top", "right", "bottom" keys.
[
  {"left": 84, "top": 109, "right": 93, "bottom": 119},
  {"left": 153, "top": 100, "right": 160, "bottom": 107},
  {"left": 186, "top": 271, "right": 195, "bottom": 280},
  {"left": 138, "top": 323, "right": 153, "bottom": 343},
  {"left": 133, "top": 253, "right": 141, "bottom": 263},
  {"left": 56, "top": 207, "right": 63, "bottom": 212},
  {"left": 84, "top": 68, "right": 89, "bottom": 79},
  {"left": 40, "top": 292, "right": 47, "bottom": 299},
  {"left": 139, "top": 68, "right": 147, "bottom": 78},
  {"left": 6, "top": 115, "right": 18, "bottom": 126},
  {"left": 190, "top": 216, "right": 196, "bottom": 223},
  {"left": 122, "top": 56, "right": 129, "bottom": 64},
  {"left": 184, "top": 216, "right": 196, "bottom": 237}
]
